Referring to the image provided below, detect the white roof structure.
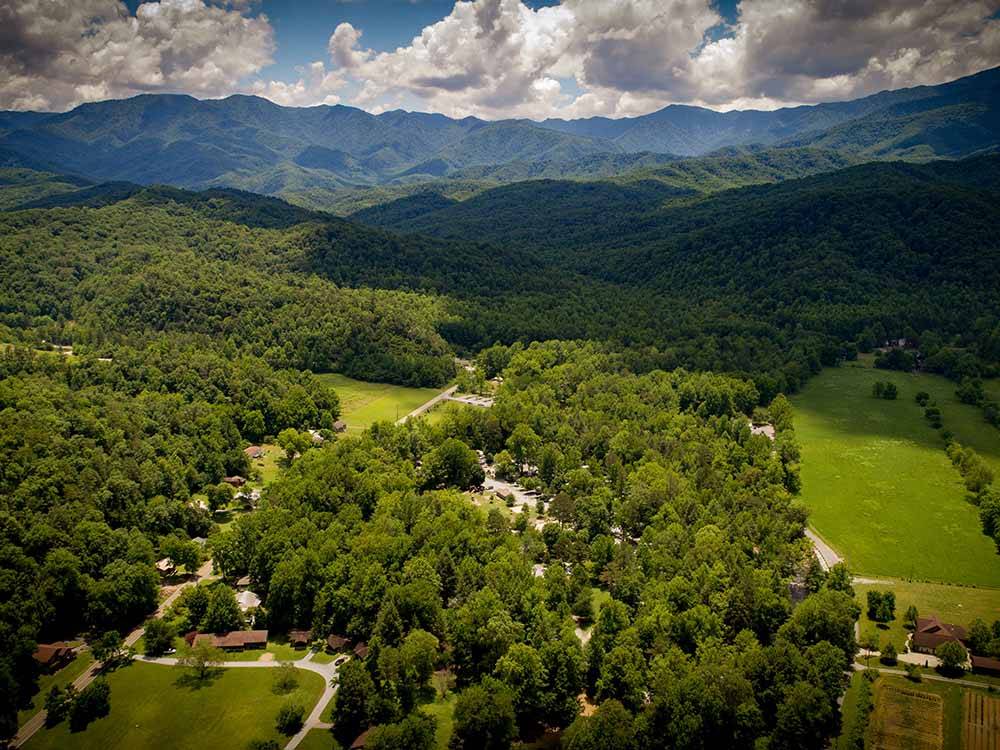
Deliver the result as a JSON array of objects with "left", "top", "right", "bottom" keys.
[{"left": 237, "top": 590, "right": 261, "bottom": 611}]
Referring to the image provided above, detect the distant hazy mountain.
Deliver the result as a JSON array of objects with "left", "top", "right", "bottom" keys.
[{"left": 0, "top": 66, "right": 996, "bottom": 201}]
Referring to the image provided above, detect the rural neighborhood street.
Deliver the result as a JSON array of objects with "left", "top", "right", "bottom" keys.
[
  {"left": 12, "top": 560, "right": 216, "bottom": 748},
  {"left": 805, "top": 528, "right": 842, "bottom": 571},
  {"left": 396, "top": 385, "right": 458, "bottom": 423}
]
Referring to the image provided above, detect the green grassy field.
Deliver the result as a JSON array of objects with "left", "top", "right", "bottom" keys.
[
  {"left": 855, "top": 580, "right": 1000, "bottom": 653},
  {"left": 296, "top": 728, "right": 334, "bottom": 750},
  {"left": 792, "top": 361, "right": 1000, "bottom": 585},
  {"left": 420, "top": 692, "right": 457, "bottom": 750},
  {"left": 18, "top": 650, "right": 95, "bottom": 725},
  {"left": 24, "top": 662, "right": 324, "bottom": 750},
  {"left": 315, "top": 373, "right": 445, "bottom": 431}
]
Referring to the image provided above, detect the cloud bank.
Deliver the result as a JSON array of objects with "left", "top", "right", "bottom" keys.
[{"left": 2, "top": 0, "right": 999, "bottom": 117}]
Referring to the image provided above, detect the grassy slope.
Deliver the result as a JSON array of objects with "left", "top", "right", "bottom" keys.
[
  {"left": 24, "top": 662, "right": 323, "bottom": 750},
  {"left": 855, "top": 580, "right": 1000, "bottom": 653},
  {"left": 792, "top": 359, "right": 1000, "bottom": 585},
  {"left": 317, "top": 373, "right": 444, "bottom": 431}
]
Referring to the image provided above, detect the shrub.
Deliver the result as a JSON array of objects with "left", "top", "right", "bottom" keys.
[
  {"left": 880, "top": 643, "right": 898, "bottom": 665},
  {"left": 275, "top": 701, "right": 304, "bottom": 736}
]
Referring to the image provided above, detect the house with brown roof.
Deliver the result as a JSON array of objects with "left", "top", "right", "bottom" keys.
[
  {"left": 333, "top": 420, "right": 347, "bottom": 433},
  {"left": 222, "top": 476, "right": 247, "bottom": 488},
  {"left": 350, "top": 728, "right": 372, "bottom": 749},
  {"left": 353, "top": 641, "right": 370, "bottom": 659},
  {"left": 33, "top": 643, "right": 75, "bottom": 672},
  {"left": 194, "top": 630, "right": 268, "bottom": 651},
  {"left": 911, "top": 616, "right": 968, "bottom": 654},
  {"left": 971, "top": 654, "right": 1000, "bottom": 675},
  {"left": 326, "top": 634, "right": 351, "bottom": 652},
  {"left": 288, "top": 630, "right": 312, "bottom": 649},
  {"left": 244, "top": 446, "right": 265, "bottom": 460}
]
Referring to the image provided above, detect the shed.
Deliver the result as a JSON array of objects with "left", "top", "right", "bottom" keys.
[
  {"left": 971, "top": 654, "right": 1000, "bottom": 675},
  {"left": 288, "top": 629, "right": 313, "bottom": 649},
  {"left": 333, "top": 420, "right": 347, "bottom": 433},
  {"left": 222, "top": 476, "right": 247, "bottom": 488}
]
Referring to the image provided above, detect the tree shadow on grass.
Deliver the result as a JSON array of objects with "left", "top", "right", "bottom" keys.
[{"left": 174, "top": 667, "right": 224, "bottom": 690}]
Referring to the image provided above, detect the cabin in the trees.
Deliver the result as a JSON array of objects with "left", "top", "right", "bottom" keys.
[
  {"left": 288, "top": 629, "right": 312, "bottom": 649},
  {"left": 326, "top": 634, "right": 350, "bottom": 652},
  {"left": 244, "top": 445, "right": 265, "bottom": 460},
  {"left": 333, "top": 420, "right": 348, "bottom": 433},
  {"left": 350, "top": 728, "right": 372, "bottom": 749},
  {"left": 353, "top": 641, "right": 370, "bottom": 659},
  {"left": 194, "top": 630, "right": 268, "bottom": 651},
  {"left": 33, "top": 643, "right": 74, "bottom": 673},
  {"left": 910, "top": 616, "right": 968, "bottom": 654},
  {"left": 223, "top": 475, "right": 247, "bottom": 488},
  {"left": 308, "top": 429, "right": 326, "bottom": 445},
  {"left": 155, "top": 557, "right": 174, "bottom": 575}
]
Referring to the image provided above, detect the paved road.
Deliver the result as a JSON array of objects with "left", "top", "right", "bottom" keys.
[
  {"left": 12, "top": 560, "right": 215, "bottom": 748},
  {"left": 136, "top": 649, "right": 344, "bottom": 750},
  {"left": 396, "top": 386, "right": 458, "bottom": 424},
  {"left": 805, "top": 528, "right": 842, "bottom": 571}
]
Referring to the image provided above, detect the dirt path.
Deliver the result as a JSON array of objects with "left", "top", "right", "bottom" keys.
[
  {"left": 396, "top": 386, "right": 458, "bottom": 424},
  {"left": 12, "top": 560, "right": 216, "bottom": 748}
]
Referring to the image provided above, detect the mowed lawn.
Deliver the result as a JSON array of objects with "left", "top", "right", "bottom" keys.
[
  {"left": 855, "top": 580, "right": 1000, "bottom": 653},
  {"left": 316, "top": 373, "right": 445, "bottom": 431},
  {"left": 792, "top": 362, "right": 1000, "bottom": 585},
  {"left": 24, "top": 662, "right": 324, "bottom": 750}
]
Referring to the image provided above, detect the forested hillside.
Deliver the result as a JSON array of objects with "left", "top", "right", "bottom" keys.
[
  {"left": 207, "top": 341, "right": 858, "bottom": 749},
  {"left": 0, "top": 66, "right": 997, "bottom": 202}
]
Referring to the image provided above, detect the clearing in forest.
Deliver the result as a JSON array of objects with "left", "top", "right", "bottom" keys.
[
  {"left": 963, "top": 691, "right": 1000, "bottom": 750},
  {"left": 792, "top": 361, "right": 1000, "bottom": 585},
  {"left": 870, "top": 683, "right": 944, "bottom": 750},
  {"left": 316, "top": 373, "right": 446, "bottom": 430}
]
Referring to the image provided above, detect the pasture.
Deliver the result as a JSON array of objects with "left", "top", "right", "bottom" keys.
[
  {"left": 855, "top": 580, "right": 1000, "bottom": 654},
  {"left": 316, "top": 373, "right": 444, "bottom": 431},
  {"left": 791, "top": 361, "right": 1000, "bottom": 585},
  {"left": 24, "top": 662, "right": 324, "bottom": 750}
]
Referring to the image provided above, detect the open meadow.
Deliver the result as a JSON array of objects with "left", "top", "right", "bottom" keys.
[
  {"left": 23, "top": 662, "right": 324, "bottom": 750},
  {"left": 855, "top": 580, "right": 1000, "bottom": 654},
  {"left": 792, "top": 360, "right": 1000, "bottom": 585},
  {"left": 316, "top": 373, "right": 445, "bottom": 431}
]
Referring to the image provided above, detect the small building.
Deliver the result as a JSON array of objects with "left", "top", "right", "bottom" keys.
[
  {"left": 155, "top": 557, "right": 174, "bottom": 575},
  {"left": 235, "top": 575, "right": 252, "bottom": 589},
  {"left": 288, "top": 630, "right": 313, "bottom": 649},
  {"left": 237, "top": 590, "right": 262, "bottom": 612},
  {"left": 195, "top": 629, "right": 268, "bottom": 651},
  {"left": 971, "top": 654, "right": 1000, "bottom": 675},
  {"left": 333, "top": 420, "right": 348, "bottom": 433},
  {"left": 244, "top": 446, "right": 265, "bottom": 460},
  {"left": 353, "top": 641, "right": 370, "bottom": 659},
  {"left": 308, "top": 429, "right": 326, "bottom": 445},
  {"left": 33, "top": 643, "right": 74, "bottom": 672},
  {"left": 350, "top": 729, "right": 372, "bottom": 750},
  {"left": 749, "top": 422, "right": 776, "bottom": 441},
  {"left": 327, "top": 634, "right": 351, "bottom": 652},
  {"left": 911, "top": 616, "right": 968, "bottom": 654},
  {"left": 222, "top": 476, "right": 247, "bottom": 488}
]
